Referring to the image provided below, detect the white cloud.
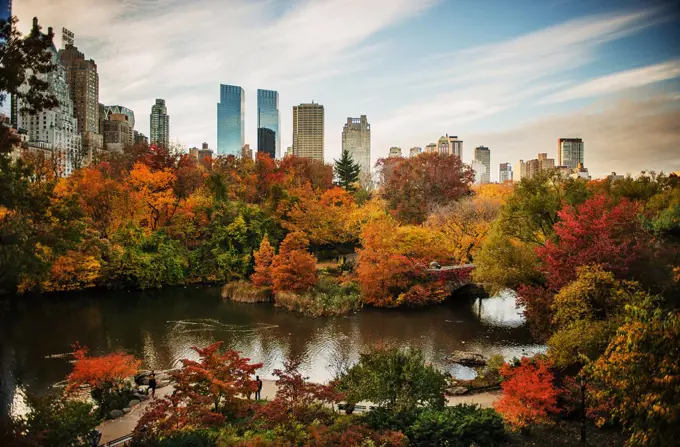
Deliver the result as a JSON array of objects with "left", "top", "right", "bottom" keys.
[{"left": 541, "top": 60, "right": 680, "bottom": 103}]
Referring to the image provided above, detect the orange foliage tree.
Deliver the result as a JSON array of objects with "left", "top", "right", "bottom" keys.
[
  {"left": 357, "top": 217, "right": 456, "bottom": 307},
  {"left": 251, "top": 234, "right": 275, "bottom": 287},
  {"left": 494, "top": 356, "right": 559, "bottom": 431},
  {"left": 127, "top": 162, "right": 177, "bottom": 231},
  {"left": 66, "top": 343, "right": 141, "bottom": 392},
  {"left": 270, "top": 232, "right": 317, "bottom": 293},
  {"left": 134, "top": 342, "right": 262, "bottom": 439}
]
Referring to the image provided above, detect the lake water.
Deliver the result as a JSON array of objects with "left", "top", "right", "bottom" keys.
[{"left": 0, "top": 285, "right": 544, "bottom": 416}]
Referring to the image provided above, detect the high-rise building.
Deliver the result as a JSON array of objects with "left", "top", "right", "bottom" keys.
[
  {"left": 516, "top": 153, "right": 556, "bottom": 180},
  {"left": 471, "top": 160, "right": 487, "bottom": 185},
  {"left": 499, "top": 162, "right": 513, "bottom": 183},
  {"left": 257, "top": 89, "right": 280, "bottom": 158},
  {"left": 437, "top": 135, "right": 463, "bottom": 158},
  {"left": 150, "top": 99, "right": 169, "bottom": 149},
  {"left": 558, "top": 138, "right": 584, "bottom": 169},
  {"left": 341, "top": 115, "right": 371, "bottom": 173},
  {"left": 0, "top": 0, "right": 12, "bottom": 117},
  {"left": 242, "top": 144, "right": 253, "bottom": 160},
  {"left": 217, "top": 84, "right": 244, "bottom": 156},
  {"left": 133, "top": 130, "right": 148, "bottom": 145},
  {"left": 389, "top": 147, "right": 402, "bottom": 157},
  {"left": 102, "top": 113, "right": 132, "bottom": 152},
  {"left": 424, "top": 143, "right": 437, "bottom": 153},
  {"left": 292, "top": 102, "right": 324, "bottom": 161},
  {"left": 101, "top": 105, "right": 135, "bottom": 145},
  {"left": 258, "top": 127, "right": 276, "bottom": 159},
  {"left": 17, "top": 22, "right": 81, "bottom": 176},
  {"left": 410, "top": 147, "right": 422, "bottom": 157},
  {"left": 474, "top": 146, "right": 491, "bottom": 184}
]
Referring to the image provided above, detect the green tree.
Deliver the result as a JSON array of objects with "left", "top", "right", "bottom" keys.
[
  {"left": 334, "top": 149, "right": 361, "bottom": 191},
  {"left": 336, "top": 345, "right": 447, "bottom": 412}
]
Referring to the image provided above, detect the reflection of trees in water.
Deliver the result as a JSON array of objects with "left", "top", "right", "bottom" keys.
[{"left": 1, "top": 286, "right": 543, "bottom": 404}]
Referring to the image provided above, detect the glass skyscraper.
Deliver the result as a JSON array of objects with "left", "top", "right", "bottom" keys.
[
  {"left": 217, "top": 84, "right": 244, "bottom": 156},
  {"left": 257, "top": 89, "right": 280, "bottom": 158}
]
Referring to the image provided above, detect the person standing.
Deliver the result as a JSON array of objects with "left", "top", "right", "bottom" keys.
[
  {"left": 255, "top": 375, "right": 263, "bottom": 400},
  {"left": 148, "top": 371, "right": 157, "bottom": 398}
]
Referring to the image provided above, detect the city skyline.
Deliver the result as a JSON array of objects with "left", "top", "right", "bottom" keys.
[{"left": 15, "top": 0, "right": 680, "bottom": 180}]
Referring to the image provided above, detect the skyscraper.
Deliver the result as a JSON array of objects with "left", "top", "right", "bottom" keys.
[
  {"left": 389, "top": 147, "right": 402, "bottom": 157},
  {"left": 410, "top": 147, "right": 422, "bottom": 157},
  {"left": 258, "top": 127, "right": 276, "bottom": 159},
  {"left": 437, "top": 135, "right": 463, "bottom": 158},
  {"left": 471, "top": 160, "right": 487, "bottom": 185},
  {"left": 558, "top": 138, "right": 584, "bottom": 169},
  {"left": 341, "top": 115, "right": 371, "bottom": 173},
  {"left": 474, "top": 146, "right": 491, "bottom": 184},
  {"left": 292, "top": 102, "right": 324, "bottom": 161},
  {"left": 101, "top": 105, "right": 135, "bottom": 146},
  {"left": 217, "top": 84, "right": 244, "bottom": 156},
  {"left": 516, "top": 152, "right": 555, "bottom": 180},
  {"left": 0, "top": 0, "right": 12, "bottom": 117},
  {"left": 257, "top": 89, "right": 280, "bottom": 158},
  {"left": 499, "top": 162, "right": 513, "bottom": 183},
  {"left": 150, "top": 99, "right": 169, "bottom": 149}
]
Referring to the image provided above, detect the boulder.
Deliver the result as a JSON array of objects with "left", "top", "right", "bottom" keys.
[
  {"left": 122, "top": 408, "right": 131, "bottom": 414},
  {"left": 108, "top": 409, "right": 124, "bottom": 419},
  {"left": 128, "top": 399, "right": 141, "bottom": 408},
  {"left": 448, "top": 386, "right": 469, "bottom": 396},
  {"left": 448, "top": 351, "right": 487, "bottom": 366}
]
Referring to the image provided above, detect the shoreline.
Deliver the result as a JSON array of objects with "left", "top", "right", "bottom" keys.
[{"left": 97, "top": 379, "right": 500, "bottom": 445}]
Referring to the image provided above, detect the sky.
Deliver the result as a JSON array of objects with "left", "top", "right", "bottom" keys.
[{"left": 15, "top": 0, "right": 680, "bottom": 181}]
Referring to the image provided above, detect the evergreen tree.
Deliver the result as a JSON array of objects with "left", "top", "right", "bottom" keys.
[{"left": 334, "top": 149, "right": 361, "bottom": 191}]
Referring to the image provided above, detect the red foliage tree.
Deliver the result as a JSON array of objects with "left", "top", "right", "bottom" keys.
[
  {"left": 66, "top": 343, "right": 140, "bottom": 393},
  {"left": 251, "top": 235, "right": 275, "bottom": 287},
  {"left": 270, "top": 232, "right": 317, "bottom": 293},
  {"left": 279, "top": 155, "right": 334, "bottom": 191},
  {"left": 377, "top": 153, "right": 475, "bottom": 224},
  {"left": 134, "top": 342, "right": 261, "bottom": 439},
  {"left": 494, "top": 356, "right": 559, "bottom": 431},
  {"left": 519, "top": 194, "right": 649, "bottom": 337}
]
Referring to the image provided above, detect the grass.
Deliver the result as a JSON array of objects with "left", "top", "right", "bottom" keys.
[
  {"left": 221, "top": 281, "right": 273, "bottom": 303},
  {"left": 274, "top": 275, "right": 363, "bottom": 317}
]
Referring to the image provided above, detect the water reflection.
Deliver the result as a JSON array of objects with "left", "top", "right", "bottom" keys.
[{"left": 0, "top": 286, "right": 544, "bottom": 416}]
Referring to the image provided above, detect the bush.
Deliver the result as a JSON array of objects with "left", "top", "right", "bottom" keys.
[
  {"left": 456, "top": 354, "right": 505, "bottom": 391},
  {"left": 221, "top": 281, "right": 273, "bottom": 303},
  {"left": 130, "top": 429, "right": 217, "bottom": 446},
  {"left": 361, "top": 407, "right": 421, "bottom": 432},
  {"left": 274, "top": 275, "right": 362, "bottom": 317},
  {"left": 406, "top": 405, "right": 505, "bottom": 447}
]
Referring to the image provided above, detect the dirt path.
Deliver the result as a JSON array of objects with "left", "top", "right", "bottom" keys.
[{"left": 98, "top": 382, "right": 500, "bottom": 445}]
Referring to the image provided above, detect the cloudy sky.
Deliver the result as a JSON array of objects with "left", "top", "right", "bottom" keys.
[{"left": 16, "top": 0, "right": 680, "bottom": 180}]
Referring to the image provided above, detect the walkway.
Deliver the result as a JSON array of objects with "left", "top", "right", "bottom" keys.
[{"left": 98, "top": 381, "right": 500, "bottom": 445}]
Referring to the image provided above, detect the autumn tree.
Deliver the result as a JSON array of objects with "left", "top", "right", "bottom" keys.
[
  {"left": 377, "top": 153, "right": 475, "bottom": 224},
  {"left": 334, "top": 149, "right": 361, "bottom": 191},
  {"left": 494, "top": 356, "right": 559, "bottom": 431},
  {"left": 590, "top": 302, "right": 680, "bottom": 446},
  {"left": 127, "top": 162, "right": 177, "bottom": 231},
  {"left": 135, "top": 342, "right": 261, "bottom": 440},
  {"left": 271, "top": 232, "right": 317, "bottom": 293},
  {"left": 547, "top": 265, "right": 647, "bottom": 367},
  {"left": 251, "top": 234, "right": 274, "bottom": 287},
  {"left": 66, "top": 343, "right": 141, "bottom": 415}
]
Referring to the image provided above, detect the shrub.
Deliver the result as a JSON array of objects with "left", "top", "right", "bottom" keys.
[
  {"left": 361, "top": 407, "right": 421, "bottom": 432},
  {"left": 406, "top": 405, "right": 505, "bottom": 447},
  {"left": 130, "top": 429, "right": 217, "bottom": 446},
  {"left": 336, "top": 345, "right": 448, "bottom": 412}
]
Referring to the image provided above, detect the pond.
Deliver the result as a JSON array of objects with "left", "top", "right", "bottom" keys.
[{"left": 0, "top": 285, "right": 544, "bottom": 416}]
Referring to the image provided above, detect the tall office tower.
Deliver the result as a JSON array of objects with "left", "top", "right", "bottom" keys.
[
  {"left": 257, "top": 89, "right": 280, "bottom": 158},
  {"left": 424, "top": 143, "right": 437, "bottom": 153},
  {"left": 436, "top": 134, "right": 463, "bottom": 158},
  {"left": 17, "top": 22, "right": 81, "bottom": 176},
  {"left": 558, "top": 138, "right": 584, "bottom": 169},
  {"left": 499, "top": 162, "right": 513, "bottom": 183},
  {"left": 471, "top": 160, "right": 487, "bottom": 185},
  {"left": 389, "top": 147, "right": 402, "bottom": 157},
  {"left": 410, "top": 147, "right": 422, "bottom": 157},
  {"left": 0, "top": 0, "right": 11, "bottom": 117},
  {"left": 101, "top": 105, "right": 135, "bottom": 146},
  {"left": 258, "top": 127, "right": 276, "bottom": 159},
  {"left": 150, "top": 99, "right": 170, "bottom": 149},
  {"left": 292, "top": 102, "right": 324, "bottom": 161},
  {"left": 217, "top": 84, "right": 244, "bottom": 156},
  {"left": 474, "top": 146, "right": 491, "bottom": 184},
  {"left": 341, "top": 115, "right": 371, "bottom": 173}
]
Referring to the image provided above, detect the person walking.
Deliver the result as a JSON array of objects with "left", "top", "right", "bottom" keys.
[
  {"left": 148, "top": 371, "right": 157, "bottom": 398},
  {"left": 255, "top": 375, "right": 263, "bottom": 400}
]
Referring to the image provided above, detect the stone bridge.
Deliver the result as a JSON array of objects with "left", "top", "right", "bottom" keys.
[{"left": 427, "top": 264, "right": 476, "bottom": 294}]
